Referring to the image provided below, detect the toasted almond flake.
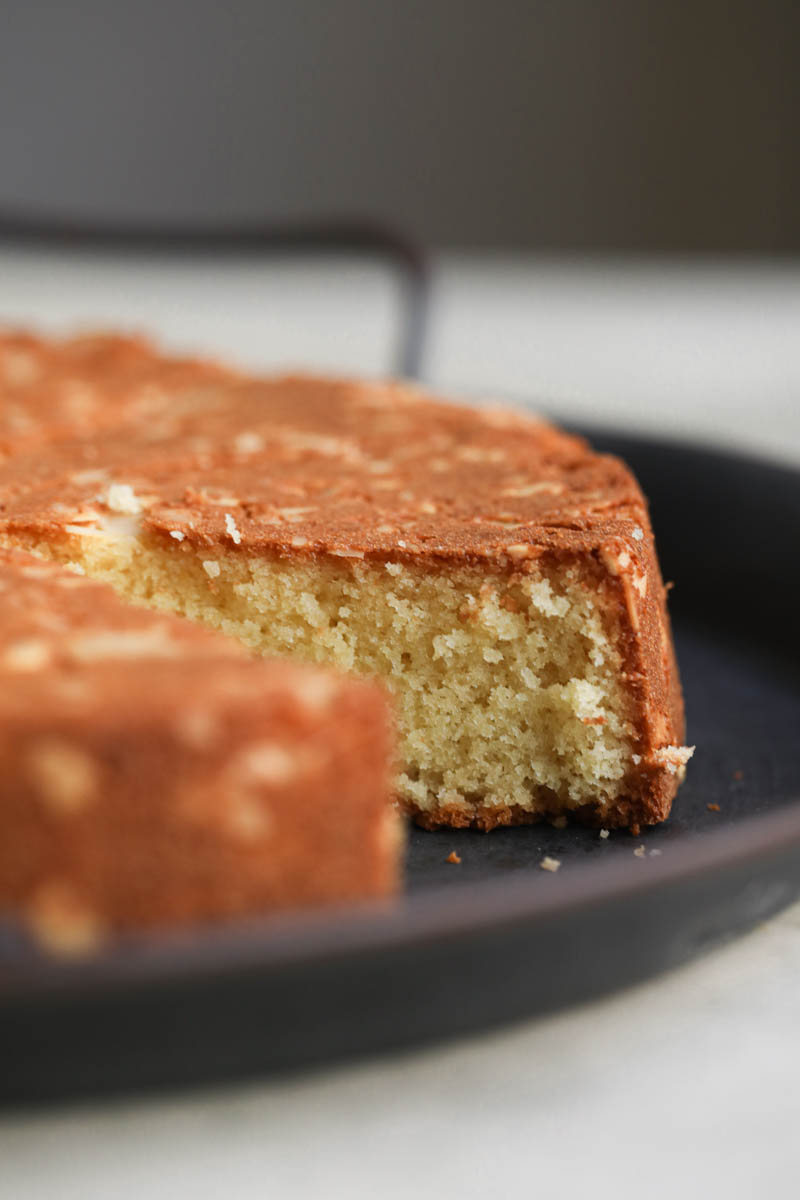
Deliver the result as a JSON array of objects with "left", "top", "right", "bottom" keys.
[
  {"left": 17, "top": 563, "right": 53, "bottom": 579},
  {"left": 64, "top": 517, "right": 137, "bottom": 539},
  {"left": 331, "top": 548, "right": 365, "bottom": 559},
  {"left": 201, "top": 495, "right": 241, "bottom": 507},
  {"left": 233, "top": 431, "right": 265, "bottom": 454},
  {"left": 69, "top": 468, "right": 108, "bottom": 486},
  {"left": 27, "top": 740, "right": 99, "bottom": 814},
  {"left": 275, "top": 506, "right": 316, "bottom": 522},
  {"left": 540, "top": 856, "right": 561, "bottom": 873},
  {"left": 104, "top": 483, "right": 141, "bottom": 515},
  {"left": 507, "top": 544, "right": 535, "bottom": 560},
  {"left": 156, "top": 506, "right": 195, "bottom": 525},
  {"left": 238, "top": 742, "right": 298, "bottom": 784},
  {"left": 169, "top": 530, "right": 185, "bottom": 541},
  {"left": 292, "top": 672, "right": 340, "bottom": 713},
  {"left": 67, "top": 627, "right": 181, "bottom": 662},
  {"left": 2, "top": 638, "right": 52, "bottom": 672},
  {"left": 224, "top": 512, "right": 242, "bottom": 545},
  {"left": 502, "top": 481, "right": 564, "bottom": 498},
  {"left": 600, "top": 545, "right": 629, "bottom": 576}
]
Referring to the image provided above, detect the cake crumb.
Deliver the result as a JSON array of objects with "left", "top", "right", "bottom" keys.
[
  {"left": 446, "top": 851, "right": 461, "bottom": 864},
  {"left": 202, "top": 560, "right": 221, "bottom": 579},
  {"left": 599, "top": 828, "right": 610, "bottom": 840},
  {"left": 707, "top": 803, "right": 721, "bottom": 813},
  {"left": 540, "top": 856, "right": 561, "bottom": 873},
  {"left": 169, "top": 530, "right": 185, "bottom": 541},
  {"left": 633, "top": 845, "right": 646, "bottom": 858},
  {"left": 652, "top": 744, "right": 695, "bottom": 774},
  {"left": 649, "top": 848, "right": 662, "bottom": 857}
]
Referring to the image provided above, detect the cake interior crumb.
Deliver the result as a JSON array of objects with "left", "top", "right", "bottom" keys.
[{"left": 12, "top": 531, "right": 641, "bottom": 823}]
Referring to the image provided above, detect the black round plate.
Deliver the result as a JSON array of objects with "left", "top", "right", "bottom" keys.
[{"left": 1, "top": 431, "right": 799, "bottom": 1106}]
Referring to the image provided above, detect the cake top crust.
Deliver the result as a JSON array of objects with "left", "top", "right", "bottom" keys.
[
  {"left": 0, "top": 331, "right": 651, "bottom": 568},
  {"left": 0, "top": 330, "right": 235, "bottom": 455}
]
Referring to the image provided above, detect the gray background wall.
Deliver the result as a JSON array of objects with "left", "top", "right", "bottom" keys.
[{"left": 1, "top": 0, "right": 798, "bottom": 250}]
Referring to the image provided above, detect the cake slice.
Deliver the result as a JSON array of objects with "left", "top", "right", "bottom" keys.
[
  {"left": 0, "top": 332, "right": 692, "bottom": 833},
  {"left": 0, "top": 548, "right": 398, "bottom": 950}
]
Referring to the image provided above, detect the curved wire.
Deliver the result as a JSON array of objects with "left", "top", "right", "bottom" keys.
[{"left": 0, "top": 213, "right": 430, "bottom": 379}]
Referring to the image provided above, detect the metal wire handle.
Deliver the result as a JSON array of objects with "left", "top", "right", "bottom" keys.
[{"left": 0, "top": 214, "right": 430, "bottom": 379}]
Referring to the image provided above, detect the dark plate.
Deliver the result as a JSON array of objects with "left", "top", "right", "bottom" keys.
[{"left": 1, "top": 431, "right": 799, "bottom": 1107}]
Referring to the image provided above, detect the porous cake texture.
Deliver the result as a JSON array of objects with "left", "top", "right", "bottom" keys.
[
  {"left": 0, "top": 330, "right": 692, "bottom": 834},
  {"left": 0, "top": 547, "right": 398, "bottom": 948}
]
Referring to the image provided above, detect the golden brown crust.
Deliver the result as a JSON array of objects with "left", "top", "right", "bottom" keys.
[
  {"left": 0, "top": 329, "right": 235, "bottom": 456},
  {"left": 0, "top": 330, "right": 688, "bottom": 833},
  {"left": 0, "top": 547, "right": 398, "bottom": 946}
]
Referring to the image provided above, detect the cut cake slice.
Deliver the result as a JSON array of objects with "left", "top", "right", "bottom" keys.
[
  {"left": 0, "top": 547, "right": 398, "bottom": 949},
  {"left": 0, "top": 330, "right": 692, "bottom": 834}
]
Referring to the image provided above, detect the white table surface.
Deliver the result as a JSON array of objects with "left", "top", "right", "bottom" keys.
[{"left": 1, "top": 249, "right": 799, "bottom": 1199}]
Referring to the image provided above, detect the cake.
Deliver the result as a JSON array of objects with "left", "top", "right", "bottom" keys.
[
  {"left": 0, "top": 547, "right": 398, "bottom": 949},
  {"left": 0, "top": 329, "right": 692, "bottom": 835}
]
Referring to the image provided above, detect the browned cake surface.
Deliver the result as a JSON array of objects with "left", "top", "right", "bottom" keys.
[
  {"left": 0, "top": 330, "right": 235, "bottom": 456},
  {"left": 0, "top": 547, "right": 398, "bottom": 950},
  {"left": 0, "top": 329, "right": 690, "bottom": 833}
]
